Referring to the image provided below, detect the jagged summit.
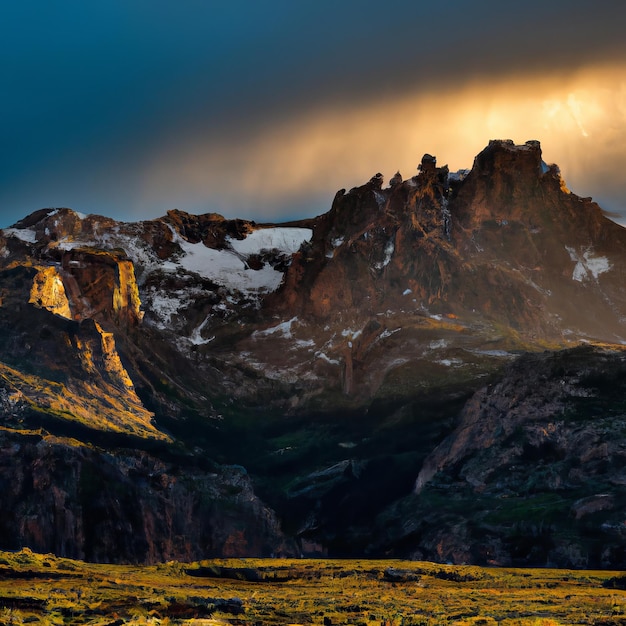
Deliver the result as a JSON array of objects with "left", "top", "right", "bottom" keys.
[
  {"left": 4, "top": 139, "right": 626, "bottom": 388},
  {"left": 4, "top": 138, "right": 626, "bottom": 358},
  {"left": 2, "top": 140, "right": 626, "bottom": 565},
  {"left": 271, "top": 139, "right": 626, "bottom": 342}
]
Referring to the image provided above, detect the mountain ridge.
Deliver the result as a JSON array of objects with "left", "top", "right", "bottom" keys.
[{"left": 1, "top": 139, "right": 626, "bottom": 566}]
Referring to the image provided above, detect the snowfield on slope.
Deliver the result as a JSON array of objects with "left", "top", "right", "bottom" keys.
[
  {"left": 8, "top": 217, "right": 312, "bottom": 334},
  {"left": 145, "top": 227, "right": 312, "bottom": 332},
  {"left": 52, "top": 223, "right": 312, "bottom": 296},
  {"left": 228, "top": 227, "right": 312, "bottom": 256},
  {"left": 2, "top": 228, "right": 38, "bottom": 244},
  {"left": 174, "top": 226, "right": 312, "bottom": 295}
]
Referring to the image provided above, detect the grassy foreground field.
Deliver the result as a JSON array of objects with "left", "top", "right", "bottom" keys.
[{"left": 0, "top": 549, "right": 625, "bottom": 625}]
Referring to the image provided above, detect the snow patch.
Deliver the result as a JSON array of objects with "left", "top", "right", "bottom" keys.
[
  {"left": 157, "top": 225, "right": 311, "bottom": 296},
  {"left": 189, "top": 316, "right": 214, "bottom": 345},
  {"left": 429, "top": 339, "right": 448, "bottom": 350},
  {"left": 3, "top": 228, "right": 38, "bottom": 244},
  {"left": 565, "top": 246, "right": 611, "bottom": 282},
  {"left": 326, "top": 236, "right": 345, "bottom": 258},
  {"left": 402, "top": 288, "right": 412, "bottom": 296},
  {"left": 228, "top": 227, "right": 312, "bottom": 256},
  {"left": 316, "top": 352, "right": 340, "bottom": 365},
  {"left": 378, "top": 328, "right": 401, "bottom": 340},
  {"left": 437, "top": 358, "right": 463, "bottom": 367},
  {"left": 470, "top": 349, "right": 514, "bottom": 358},
  {"left": 147, "top": 292, "right": 185, "bottom": 328},
  {"left": 294, "top": 339, "right": 315, "bottom": 349},
  {"left": 56, "top": 239, "right": 95, "bottom": 251},
  {"left": 165, "top": 226, "right": 288, "bottom": 295},
  {"left": 254, "top": 317, "right": 299, "bottom": 339}
]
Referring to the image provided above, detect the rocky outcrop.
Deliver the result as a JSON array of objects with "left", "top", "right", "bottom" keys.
[
  {"left": 265, "top": 142, "right": 626, "bottom": 348},
  {"left": 161, "top": 209, "right": 255, "bottom": 248},
  {"left": 451, "top": 139, "right": 550, "bottom": 229},
  {"left": 280, "top": 141, "right": 626, "bottom": 339},
  {"left": 26, "top": 254, "right": 143, "bottom": 329},
  {"left": 416, "top": 346, "right": 626, "bottom": 494},
  {"left": 0, "top": 428, "right": 294, "bottom": 563},
  {"left": 0, "top": 263, "right": 162, "bottom": 440},
  {"left": 29, "top": 266, "right": 72, "bottom": 319},
  {"left": 370, "top": 346, "right": 626, "bottom": 568},
  {"left": 266, "top": 158, "right": 453, "bottom": 320},
  {"left": 60, "top": 249, "right": 143, "bottom": 328}
]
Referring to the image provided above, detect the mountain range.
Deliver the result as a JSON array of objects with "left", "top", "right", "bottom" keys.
[{"left": 1, "top": 139, "right": 626, "bottom": 568}]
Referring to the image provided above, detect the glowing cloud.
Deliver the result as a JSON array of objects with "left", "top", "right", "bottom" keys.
[{"left": 140, "top": 62, "right": 626, "bottom": 221}]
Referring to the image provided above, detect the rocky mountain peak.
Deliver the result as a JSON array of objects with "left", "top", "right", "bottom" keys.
[
  {"left": 270, "top": 139, "right": 626, "bottom": 343},
  {"left": 8, "top": 208, "right": 117, "bottom": 247},
  {"left": 417, "top": 152, "right": 439, "bottom": 175},
  {"left": 2, "top": 140, "right": 626, "bottom": 565},
  {"left": 162, "top": 209, "right": 255, "bottom": 248},
  {"left": 450, "top": 139, "right": 581, "bottom": 230},
  {"left": 472, "top": 139, "right": 544, "bottom": 176}
]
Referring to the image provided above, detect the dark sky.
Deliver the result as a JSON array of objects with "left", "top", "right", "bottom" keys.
[{"left": 2, "top": 1, "right": 626, "bottom": 227}]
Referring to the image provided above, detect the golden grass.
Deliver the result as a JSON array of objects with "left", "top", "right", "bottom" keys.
[
  {"left": 0, "top": 361, "right": 168, "bottom": 441},
  {"left": 0, "top": 549, "right": 624, "bottom": 625}
]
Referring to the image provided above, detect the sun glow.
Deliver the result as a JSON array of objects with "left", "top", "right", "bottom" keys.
[{"left": 141, "top": 62, "right": 626, "bottom": 220}]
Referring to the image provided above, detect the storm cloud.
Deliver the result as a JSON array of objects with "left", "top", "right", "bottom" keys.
[{"left": 1, "top": 1, "right": 625, "bottom": 226}]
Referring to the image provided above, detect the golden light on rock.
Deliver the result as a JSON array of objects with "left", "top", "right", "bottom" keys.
[{"left": 29, "top": 265, "right": 73, "bottom": 320}]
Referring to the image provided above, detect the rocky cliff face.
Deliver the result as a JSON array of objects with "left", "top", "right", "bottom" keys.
[
  {"left": 60, "top": 249, "right": 143, "bottom": 328},
  {"left": 0, "top": 428, "right": 293, "bottom": 563},
  {"left": 0, "top": 262, "right": 161, "bottom": 441},
  {"left": 29, "top": 265, "right": 72, "bottom": 319},
  {"left": 371, "top": 346, "right": 626, "bottom": 568},
  {"left": 1, "top": 140, "right": 626, "bottom": 565},
  {"left": 271, "top": 140, "right": 626, "bottom": 342}
]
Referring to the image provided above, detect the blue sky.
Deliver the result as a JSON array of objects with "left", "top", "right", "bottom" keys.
[{"left": 2, "top": 1, "right": 626, "bottom": 227}]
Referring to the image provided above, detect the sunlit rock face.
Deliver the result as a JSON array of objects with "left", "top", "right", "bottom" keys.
[
  {"left": 2, "top": 140, "right": 626, "bottom": 565},
  {"left": 2, "top": 209, "right": 144, "bottom": 329},
  {"left": 29, "top": 266, "right": 72, "bottom": 319},
  {"left": 60, "top": 249, "right": 143, "bottom": 328}
]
